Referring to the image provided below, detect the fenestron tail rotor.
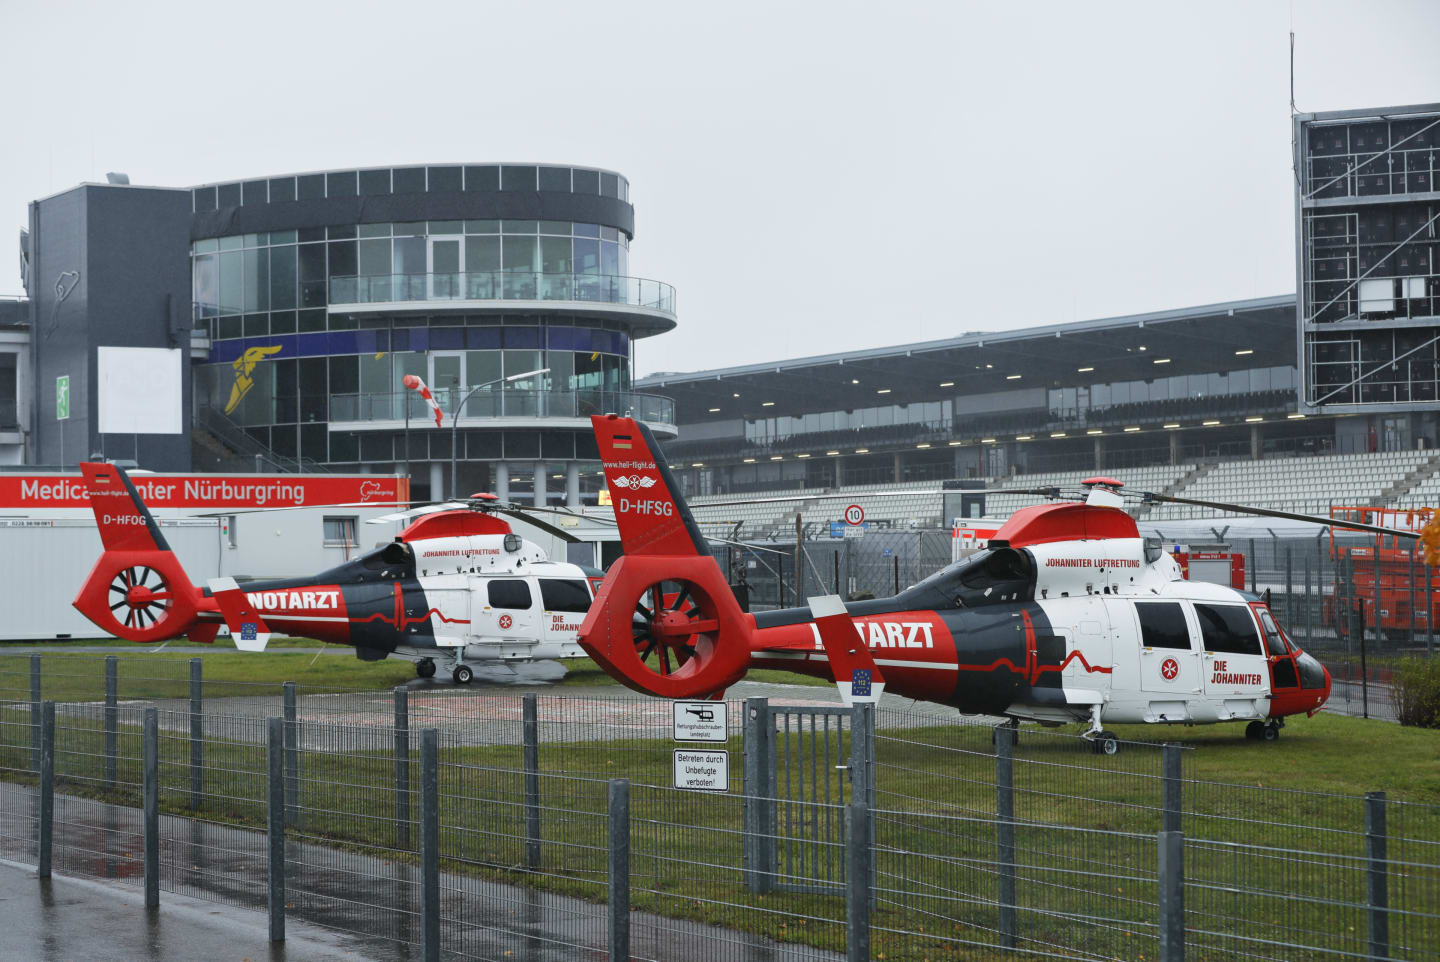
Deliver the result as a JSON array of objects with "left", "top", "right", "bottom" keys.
[
  {"left": 631, "top": 582, "right": 706, "bottom": 677},
  {"left": 109, "top": 565, "right": 174, "bottom": 630}
]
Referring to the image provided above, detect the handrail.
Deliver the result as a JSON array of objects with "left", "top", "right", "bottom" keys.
[
  {"left": 329, "top": 388, "right": 675, "bottom": 426},
  {"left": 328, "top": 271, "right": 676, "bottom": 314},
  {"left": 195, "top": 404, "right": 329, "bottom": 474}
]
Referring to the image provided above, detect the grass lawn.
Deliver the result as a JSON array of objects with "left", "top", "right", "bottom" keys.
[
  {"left": 0, "top": 650, "right": 413, "bottom": 701},
  {"left": 1092, "top": 710, "right": 1440, "bottom": 801}
]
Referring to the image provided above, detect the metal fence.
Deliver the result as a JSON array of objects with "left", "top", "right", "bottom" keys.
[{"left": 0, "top": 657, "right": 1436, "bottom": 960}]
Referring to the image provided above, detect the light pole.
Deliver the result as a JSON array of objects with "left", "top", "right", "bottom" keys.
[{"left": 450, "top": 368, "right": 549, "bottom": 499}]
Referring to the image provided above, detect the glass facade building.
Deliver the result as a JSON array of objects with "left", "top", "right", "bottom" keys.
[{"left": 188, "top": 164, "right": 676, "bottom": 503}]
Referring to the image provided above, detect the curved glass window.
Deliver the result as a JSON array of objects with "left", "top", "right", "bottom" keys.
[{"left": 195, "top": 220, "right": 644, "bottom": 326}]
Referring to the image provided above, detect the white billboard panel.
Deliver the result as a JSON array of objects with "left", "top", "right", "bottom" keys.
[{"left": 97, "top": 347, "right": 183, "bottom": 434}]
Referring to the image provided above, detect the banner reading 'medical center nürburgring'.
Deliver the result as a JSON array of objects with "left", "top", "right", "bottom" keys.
[{"left": 0, "top": 474, "right": 410, "bottom": 510}]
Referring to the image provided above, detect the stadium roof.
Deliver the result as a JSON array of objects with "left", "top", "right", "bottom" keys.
[{"left": 639, "top": 294, "right": 1297, "bottom": 424}]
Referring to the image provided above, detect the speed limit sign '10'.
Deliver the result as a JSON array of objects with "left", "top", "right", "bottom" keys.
[{"left": 844, "top": 504, "right": 865, "bottom": 526}]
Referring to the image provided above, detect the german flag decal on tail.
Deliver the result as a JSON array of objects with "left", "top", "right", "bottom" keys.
[{"left": 591, "top": 415, "right": 709, "bottom": 557}]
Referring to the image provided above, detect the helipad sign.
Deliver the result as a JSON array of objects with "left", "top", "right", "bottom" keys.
[{"left": 672, "top": 701, "right": 727, "bottom": 742}]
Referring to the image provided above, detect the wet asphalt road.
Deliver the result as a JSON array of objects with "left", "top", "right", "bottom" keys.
[
  {"left": 0, "top": 784, "right": 840, "bottom": 962},
  {"left": 0, "top": 857, "right": 380, "bottom": 962}
]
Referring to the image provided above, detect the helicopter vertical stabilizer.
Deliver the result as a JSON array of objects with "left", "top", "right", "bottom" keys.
[
  {"left": 808, "top": 594, "right": 886, "bottom": 705},
  {"left": 591, "top": 414, "right": 710, "bottom": 557}
]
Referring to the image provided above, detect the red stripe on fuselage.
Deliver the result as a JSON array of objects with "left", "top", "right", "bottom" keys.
[
  {"left": 235, "top": 583, "right": 350, "bottom": 643},
  {"left": 351, "top": 582, "right": 471, "bottom": 631},
  {"left": 751, "top": 607, "right": 1112, "bottom": 702}
]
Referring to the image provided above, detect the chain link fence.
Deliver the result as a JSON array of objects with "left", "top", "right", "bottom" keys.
[{"left": 0, "top": 656, "right": 1435, "bottom": 960}]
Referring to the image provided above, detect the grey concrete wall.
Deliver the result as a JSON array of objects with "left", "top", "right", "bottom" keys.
[{"left": 29, "top": 185, "right": 192, "bottom": 471}]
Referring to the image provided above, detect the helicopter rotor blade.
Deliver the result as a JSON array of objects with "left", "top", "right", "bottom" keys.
[
  {"left": 1135, "top": 492, "right": 1421, "bottom": 539},
  {"left": 364, "top": 502, "right": 470, "bottom": 524},
  {"left": 494, "top": 508, "right": 580, "bottom": 543}
]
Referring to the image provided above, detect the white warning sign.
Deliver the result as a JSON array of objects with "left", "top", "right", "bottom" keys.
[
  {"left": 672, "top": 701, "right": 728, "bottom": 742},
  {"left": 673, "top": 749, "right": 729, "bottom": 792}
]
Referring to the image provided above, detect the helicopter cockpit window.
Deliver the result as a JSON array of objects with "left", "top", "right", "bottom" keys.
[
  {"left": 487, "top": 579, "right": 533, "bottom": 610},
  {"left": 362, "top": 541, "right": 413, "bottom": 570},
  {"left": 540, "top": 579, "right": 591, "bottom": 613},
  {"left": 1257, "top": 610, "right": 1289, "bottom": 656},
  {"left": 1194, "top": 603, "right": 1262, "bottom": 656},
  {"left": 1135, "top": 603, "right": 1191, "bottom": 649},
  {"left": 906, "top": 548, "right": 1034, "bottom": 609}
]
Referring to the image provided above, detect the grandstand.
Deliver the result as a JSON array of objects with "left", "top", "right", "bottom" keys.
[
  {"left": 1146, "top": 450, "right": 1437, "bottom": 521},
  {"left": 685, "top": 450, "right": 1440, "bottom": 541}
]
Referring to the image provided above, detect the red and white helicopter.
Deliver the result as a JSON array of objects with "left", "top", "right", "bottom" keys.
[
  {"left": 71, "top": 462, "right": 602, "bottom": 684},
  {"left": 569, "top": 416, "right": 1416, "bottom": 751}
]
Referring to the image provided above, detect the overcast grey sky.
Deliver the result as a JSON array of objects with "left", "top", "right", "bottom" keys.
[{"left": 2, "top": 0, "right": 1436, "bottom": 377}]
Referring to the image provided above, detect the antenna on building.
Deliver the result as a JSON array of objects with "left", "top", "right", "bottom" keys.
[{"left": 105, "top": 172, "right": 130, "bottom": 185}]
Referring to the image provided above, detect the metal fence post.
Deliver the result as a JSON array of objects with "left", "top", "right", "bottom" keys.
[
  {"left": 421, "top": 729, "right": 440, "bottom": 962},
  {"left": 29, "top": 654, "right": 41, "bottom": 773},
  {"left": 608, "top": 778, "right": 630, "bottom": 962},
  {"left": 892, "top": 555, "right": 900, "bottom": 595},
  {"left": 1158, "top": 830, "right": 1184, "bottom": 962},
  {"left": 849, "top": 703, "right": 875, "bottom": 809},
  {"left": 1304, "top": 556, "right": 1313, "bottom": 648},
  {"left": 1249, "top": 538, "right": 1257, "bottom": 593},
  {"left": 995, "top": 725, "right": 1017, "bottom": 949},
  {"left": 1365, "top": 791, "right": 1390, "bottom": 960},
  {"left": 267, "top": 717, "right": 285, "bottom": 942},
  {"left": 393, "top": 687, "right": 410, "bottom": 849},
  {"left": 743, "top": 697, "right": 774, "bottom": 893},
  {"left": 1358, "top": 600, "right": 1370, "bottom": 719},
  {"left": 1427, "top": 557, "right": 1435, "bottom": 657},
  {"left": 845, "top": 798, "right": 872, "bottom": 962},
  {"left": 105, "top": 655, "right": 118, "bottom": 790},
  {"left": 38, "top": 701, "right": 54, "bottom": 879},
  {"left": 189, "top": 658, "right": 203, "bottom": 810},
  {"left": 1373, "top": 537, "right": 1382, "bottom": 651},
  {"left": 1285, "top": 546, "right": 1293, "bottom": 628},
  {"left": 143, "top": 707, "right": 159, "bottom": 909},
  {"left": 1162, "top": 743, "right": 1182, "bottom": 835},
  {"left": 523, "top": 693, "right": 541, "bottom": 869},
  {"left": 283, "top": 681, "right": 298, "bottom": 826}
]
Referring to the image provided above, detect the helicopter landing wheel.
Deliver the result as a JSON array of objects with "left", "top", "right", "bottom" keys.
[
  {"left": 1091, "top": 731, "right": 1119, "bottom": 756},
  {"left": 416, "top": 659, "right": 436, "bottom": 679},
  {"left": 1246, "top": 720, "right": 1281, "bottom": 741},
  {"left": 452, "top": 664, "right": 474, "bottom": 685}
]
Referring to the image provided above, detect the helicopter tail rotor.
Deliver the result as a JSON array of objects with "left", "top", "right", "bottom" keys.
[
  {"left": 72, "top": 462, "right": 202, "bottom": 642},
  {"left": 578, "top": 553, "right": 753, "bottom": 698}
]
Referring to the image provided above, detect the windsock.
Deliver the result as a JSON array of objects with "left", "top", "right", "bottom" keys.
[{"left": 402, "top": 374, "right": 445, "bottom": 427}]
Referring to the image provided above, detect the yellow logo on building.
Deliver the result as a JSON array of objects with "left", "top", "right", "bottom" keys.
[{"left": 224, "top": 345, "right": 284, "bottom": 415}]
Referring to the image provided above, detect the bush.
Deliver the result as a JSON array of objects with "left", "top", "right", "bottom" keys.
[{"left": 1393, "top": 658, "right": 1440, "bottom": 728}]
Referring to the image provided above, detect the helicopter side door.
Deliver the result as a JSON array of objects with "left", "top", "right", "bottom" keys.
[
  {"left": 538, "top": 577, "right": 592, "bottom": 651},
  {"left": 1132, "top": 600, "right": 1204, "bottom": 722},
  {"left": 474, "top": 577, "right": 539, "bottom": 643},
  {"left": 1195, "top": 602, "right": 1270, "bottom": 720}
]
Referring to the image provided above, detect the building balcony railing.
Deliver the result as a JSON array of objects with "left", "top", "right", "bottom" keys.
[
  {"left": 329, "top": 388, "right": 675, "bottom": 429},
  {"left": 329, "top": 272, "right": 676, "bottom": 316}
]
